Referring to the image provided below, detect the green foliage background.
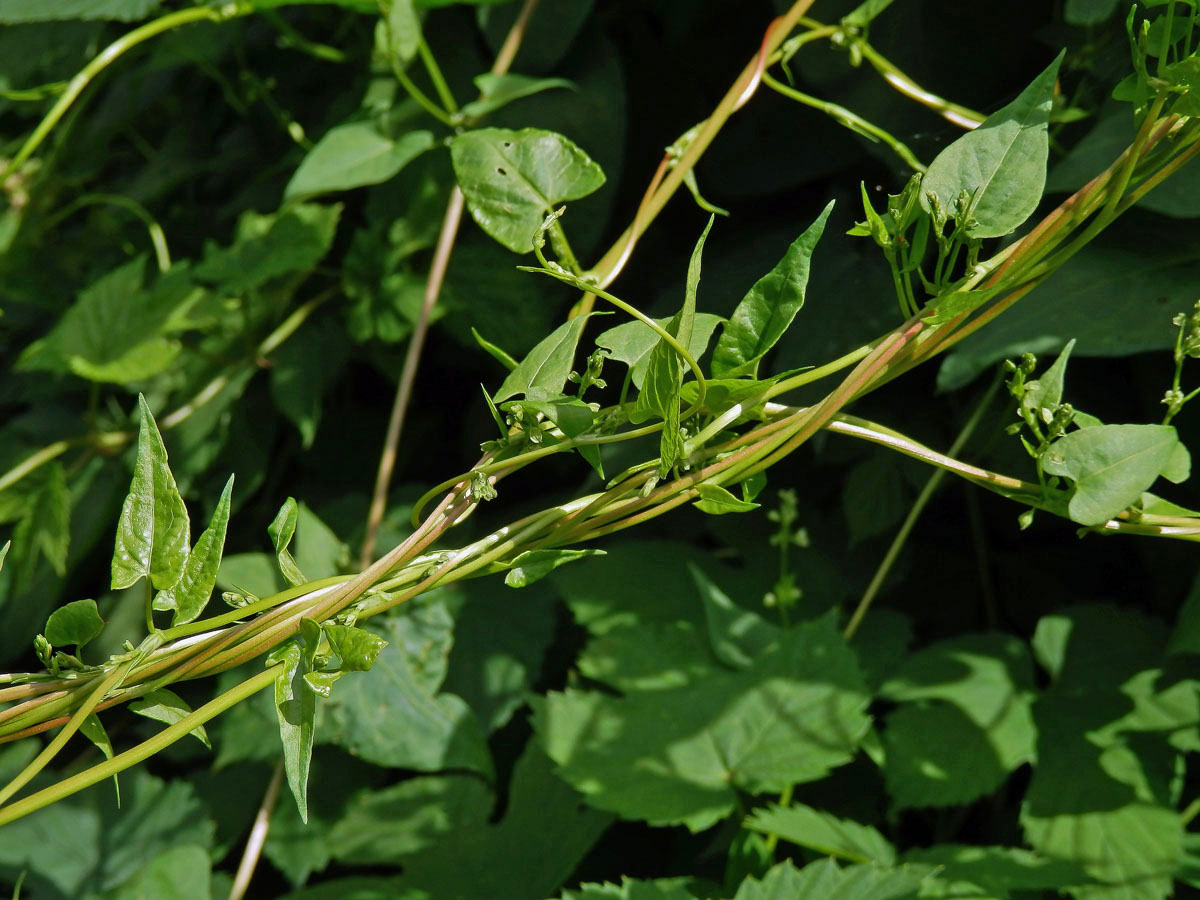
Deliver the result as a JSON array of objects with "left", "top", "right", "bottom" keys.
[{"left": 1, "top": 0, "right": 1200, "bottom": 898}]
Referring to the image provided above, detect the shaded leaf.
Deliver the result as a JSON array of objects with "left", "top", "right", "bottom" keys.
[
  {"left": 461, "top": 73, "right": 576, "bottom": 119},
  {"left": 195, "top": 203, "right": 342, "bottom": 293},
  {"left": 904, "top": 845, "right": 1090, "bottom": 898},
  {"left": 732, "top": 858, "right": 930, "bottom": 900},
  {"left": 12, "top": 461, "right": 70, "bottom": 586},
  {"left": 745, "top": 803, "right": 896, "bottom": 865},
  {"left": 130, "top": 687, "right": 210, "bottom": 748},
  {"left": 111, "top": 396, "right": 190, "bottom": 591},
  {"left": 285, "top": 124, "right": 435, "bottom": 199},
  {"left": 154, "top": 475, "right": 233, "bottom": 626},
  {"left": 494, "top": 313, "right": 595, "bottom": 402},
  {"left": 689, "top": 563, "right": 778, "bottom": 669},
  {"left": 0, "top": 0, "right": 160, "bottom": 21},
  {"left": 712, "top": 201, "right": 834, "bottom": 377},
  {"left": 106, "top": 845, "right": 211, "bottom": 900},
  {"left": 921, "top": 53, "right": 1062, "bottom": 238},
  {"left": 450, "top": 127, "right": 605, "bottom": 252}
]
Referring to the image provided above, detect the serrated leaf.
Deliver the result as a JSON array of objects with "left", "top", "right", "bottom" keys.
[
  {"left": 732, "top": 858, "right": 931, "bottom": 900},
  {"left": 1043, "top": 424, "right": 1183, "bottom": 525},
  {"left": 693, "top": 483, "right": 760, "bottom": 515},
  {"left": 112, "top": 396, "right": 190, "bottom": 591},
  {"left": 106, "top": 844, "right": 211, "bottom": 900},
  {"left": 461, "top": 73, "right": 575, "bottom": 119},
  {"left": 0, "top": 0, "right": 160, "bottom": 21},
  {"left": 712, "top": 201, "right": 833, "bottom": 378},
  {"left": 494, "top": 313, "right": 595, "bottom": 402},
  {"left": 129, "top": 688, "right": 210, "bottom": 748},
  {"left": 595, "top": 313, "right": 723, "bottom": 390},
  {"left": 560, "top": 876, "right": 700, "bottom": 900},
  {"left": 689, "top": 563, "right": 778, "bottom": 669},
  {"left": 285, "top": 124, "right": 435, "bottom": 199},
  {"left": 450, "top": 127, "right": 605, "bottom": 253},
  {"left": 269, "top": 618, "right": 322, "bottom": 823},
  {"left": 504, "top": 548, "right": 605, "bottom": 588},
  {"left": 745, "top": 803, "right": 896, "bottom": 866},
  {"left": 44, "top": 598, "right": 105, "bottom": 649},
  {"left": 536, "top": 615, "right": 870, "bottom": 830},
  {"left": 920, "top": 53, "right": 1063, "bottom": 238},
  {"left": 903, "top": 844, "right": 1090, "bottom": 898},
  {"left": 578, "top": 621, "right": 718, "bottom": 693},
  {"left": 13, "top": 460, "right": 70, "bottom": 586},
  {"left": 269, "top": 497, "right": 307, "bottom": 587},
  {"left": 153, "top": 475, "right": 233, "bottom": 626}
]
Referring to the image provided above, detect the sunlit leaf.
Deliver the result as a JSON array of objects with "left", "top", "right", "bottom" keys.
[
  {"left": 129, "top": 688, "right": 210, "bottom": 748},
  {"left": 745, "top": 803, "right": 896, "bottom": 866},
  {"left": 154, "top": 474, "right": 233, "bottom": 626},
  {"left": 269, "top": 497, "right": 307, "bottom": 587},
  {"left": 44, "top": 598, "right": 105, "bottom": 649},
  {"left": 494, "top": 313, "right": 596, "bottom": 402},
  {"left": 504, "top": 548, "right": 605, "bottom": 588},
  {"left": 269, "top": 618, "right": 322, "bottom": 823},
  {"left": 285, "top": 124, "right": 435, "bottom": 199},
  {"left": 595, "top": 314, "right": 724, "bottom": 390},
  {"left": 460, "top": 73, "right": 576, "bottom": 119}
]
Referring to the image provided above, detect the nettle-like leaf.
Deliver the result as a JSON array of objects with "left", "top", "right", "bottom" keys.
[
  {"left": 689, "top": 563, "right": 778, "bottom": 669},
  {"left": 153, "top": 475, "right": 233, "bottom": 626},
  {"left": 460, "top": 73, "right": 576, "bottom": 119},
  {"left": 494, "top": 313, "right": 596, "bottom": 402},
  {"left": 879, "top": 633, "right": 1037, "bottom": 809},
  {"left": 559, "top": 876, "right": 701, "bottom": 900},
  {"left": 595, "top": 313, "right": 724, "bottom": 390},
  {"left": 712, "top": 200, "right": 834, "bottom": 378},
  {"left": 535, "top": 614, "right": 870, "bottom": 831},
  {"left": 450, "top": 127, "right": 606, "bottom": 253},
  {"left": 112, "top": 396, "right": 191, "bottom": 592},
  {"left": 1043, "top": 424, "right": 1187, "bottom": 526},
  {"left": 732, "top": 858, "right": 932, "bottom": 900},
  {"left": 903, "top": 844, "right": 1091, "bottom": 898},
  {"left": 12, "top": 460, "right": 70, "bottom": 587},
  {"left": 921, "top": 52, "right": 1063, "bottom": 238},
  {"left": 44, "top": 598, "right": 105, "bottom": 649},
  {"left": 129, "top": 688, "right": 210, "bottom": 748},
  {"left": 745, "top": 803, "right": 896, "bottom": 866},
  {"left": 285, "top": 124, "right": 435, "bottom": 199}
]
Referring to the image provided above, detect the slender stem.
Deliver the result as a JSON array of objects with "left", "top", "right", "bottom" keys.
[
  {"left": 228, "top": 760, "right": 285, "bottom": 900},
  {"left": 843, "top": 373, "right": 1003, "bottom": 640},
  {"left": 0, "top": 440, "right": 73, "bottom": 494},
  {"left": 46, "top": 193, "right": 171, "bottom": 272},
  {"left": 2, "top": 4, "right": 250, "bottom": 182},
  {"left": 417, "top": 36, "right": 458, "bottom": 114},
  {"left": 392, "top": 66, "right": 454, "bottom": 126},
  {"left": 853, "top": 38, "right": 984, "bottom": 129}
]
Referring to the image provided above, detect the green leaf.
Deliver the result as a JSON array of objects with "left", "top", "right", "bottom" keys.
[
  {"left": 321, "top": 621, "right": 388, "bottom": 672},
  {"left": 745, "top": 803, "right": 896, "bottom": 866},
  {"left": 1023, "top": 339, "right": 1075, "bottom": 420},
  {"left": 269, "top": 618, "right": 322, "bottom": 823},
  {"left": 595, "top": 313, "right": 723, "bottom": 389},
  {"left": 903, "top": 845, "right": 1090, "bottom": 898},
  {"left": 504, "top": 390, "right": 596, "bottom": 438},
  {"left": 471, "top": 327, "right": 519, "bottom": 370},
  {"left": 44, "top": 598, "right": 105, "bottom": 649},
  {"left": 268, "top": 497, "right": 307, "bottom": 587},
  {"left": 689, "top": 563, "right": 778, "bottom": 669},
  {"left": 842, "top": 0, "right": 896, "bottom": 28},
  {"left": 712, "top": 201, "right": 834, "bottom": 377},
  {"left": 494, "top": 313, "right": 595, "bottom": 402},
  {"left": 129, "top": 687, "right": 210, "bottom": 748},
  {"left": 12, "top": 460, "right": 70, "bottom": 586},
  {"left": 920, "top": 53, "right": 1063, "bottom": 238},
  {"left": 325, "top": 603, "right": 493, "bottom": 777},
  {"left": 693, "top": 483, "right": 761, "bottom": 515},
  {"left": 111, "top": 396, "right": 191, "bottom": 591},
  {"left": 153, "top": 474, "right": 233, "bottom": 626},
  {"left": 385, "top": 0, "right": 421, "bottom": 63},
  {"left": 106, "top": 845, "right": 211, "bottom": 900},
  {"left": 578, "top": 622, "right": 718, "bottom": 693},
  {"left": 560, "top": 877, "right": 701, "bottom": 900},
  {"left": 0, "top": 0, "right": 160, "bottom": 21},
  {"left": 194, "top": 203, "right": 342, "bottom": 293},
  {"left": 285, "top": 124, "right": 435, "bottom": 199},
  {"left": 270, "top": 321, "right": 350, "bottom": 448},
  {"left": 1043, "top": 424, "right": 1183, "bottom": 526},
  {"left": 536, "top": 614, "right": 870, "bottom": 830},
  {"left": 1064, "top": 0, "right": 1120, "bottom": 24},
  {"left": 732, "top": 858, "right": 931, "bottom": 900},
  {"left": 450, "top": 127, "right": 605, "bottom": 253},
  {"left": 842, "top": 454, "right": 910, "bottom": 543},
  {"left": 504, "top": 548, "right": 605, "bottom": 588},
  {"left": 460, "top": 73, "right": 576, "bottom": 119}
]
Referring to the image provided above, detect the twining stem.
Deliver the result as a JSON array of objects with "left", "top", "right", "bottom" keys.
[
  {"left": 45, "top": 193, "right": 172, "bottom": 272},
  {"left": 843, "top": 372, "right": 1003, "bottom": 640},
  {"left": 359, "top": 0, "right": 542, "bottom": 567}
]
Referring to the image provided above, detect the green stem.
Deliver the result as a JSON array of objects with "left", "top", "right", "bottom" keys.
[
  {"left": 853, "top": 37, "right": 984, "bottom": 129},
  {"left": 2, "top": 4, "right": 251, "bottom": 182},
  {"left": 417, "top": 35, "right": 458, "bottom": 114},
  {"left": 46, "top": 193, "right": 171, "bottom": 271},
  {"left": 0, "top": 668, "right": 276, "bottom": 827},
  {"left": 392, "top": 64, "right": 454, "bottom": 127}
]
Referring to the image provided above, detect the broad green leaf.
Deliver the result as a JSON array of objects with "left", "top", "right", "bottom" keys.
[
  {"left": 693, "top": 483, "right": 760, "bottom": 515},
  {"left": 920, "top": 53, "right": 1063, "bottom": 238},
  {"left": 325, "top": 603, "right": 493, "bottom": 777},
  {"left": 595, "top": 313, "right": 723, "bottom": 389},
  {"left": 394, "top": 744, "right": 613, "bottom": 900},
  {"left": 745, "top": 803, "right": 896, "bottom": 866},
  {"left": 494, "top": 313, "right": 595, "bottom": 402},
  {"left": 44, "top": 598, "right": 105, "bottom": 648},
  {"left": 12, "top": 460, "right": 70, "bottom": 586},
  {"left": 1043, "top": 424, "right": 1183, "bottom": 526},
  {"left": 285, "top": 124, "right": 435, "bottom": 199},
  {"left": 112, "top": 396, "right": 190, "bottom": 591},
  {"left": 712, "top": 201, "right": 834, "bottom": 377},
  {"left": 450, "top": 127, "right": 605, "bottom": 253},
  {"left": 504, "top": 548, "right": 605, "bottom": 588},
  {"left": 536, "top": 614, "right": 870, "bottom": 830},
  {"left": 129, "top": 687, "right": 210, "bottom": 748},
  {"left": 270, "top": 320, "right": 350, "bottom": 448},
  {"left": 460, "top": 73, "right": 576, "bottom": 119},
  {"left": 0, "top": 0, "right": 160, "bottom": 21},
  {"left": 504, "top": 390, "right": 596, "bottom": 438},
  {"left": 269, "top": 618, "right": 322, "bottom": 823},
  {"left": 578, "top": 622, "right": 718, "bottom": 693},
  {"left": 842, "top": 0, "right": 896, "bottom": 28},
  {"left": 106, "top": 844, "right": 211, "bottom": 900},
  {"left": 385, "top": 0, "right": 421, "bottom": 63},
  {"left": 269, "top": 497, "right": 307, "bottom": 587},
  {"left": 732, "top": 858, "right": 931, "bottom": 900},
  {"left": 560, "top": 877, "right": 700, "bottom": 900},
  {"left": 903, "top": 845, "right": 1090, "bottom": 898},
  {"left": 17, "top": 259, "right": 202, "bottom": 384},
  {"left": 328, "top": 774, "right": 492, "bottom": 865},
  {"left": 194, "top": 203, "right": 342, "bottom": 293},
  {"left": 293, "top": 502, "right": 350, "bottom": 579},
  {"left": 154, "top": 474, "right": 233, "bottom": 626},
  {"left": 689, "top": 563, "right": 778, "bottom": 670}
]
